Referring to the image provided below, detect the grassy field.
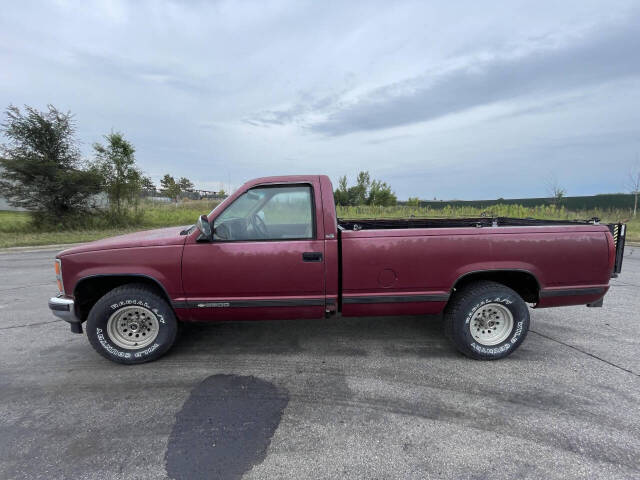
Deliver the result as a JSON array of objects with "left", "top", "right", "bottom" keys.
[
  {"left": 0, "top": 200, "right": 220, "bottom": 248},
  {"left": 0, "top": 200, "right": 638, "bottom": 248}
]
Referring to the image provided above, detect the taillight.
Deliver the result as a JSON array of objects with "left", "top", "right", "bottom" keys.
[{"left": 55, "top": 259, "right": 64, "bottom": 294}]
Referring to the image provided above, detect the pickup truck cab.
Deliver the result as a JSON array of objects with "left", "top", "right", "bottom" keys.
[{"left": 48, "top": 175, "right": 626, "bottom": 364}]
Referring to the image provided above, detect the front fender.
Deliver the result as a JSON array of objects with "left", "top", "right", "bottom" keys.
[{"left": 60, "top": 246, "right": 184, "bottom": 300}]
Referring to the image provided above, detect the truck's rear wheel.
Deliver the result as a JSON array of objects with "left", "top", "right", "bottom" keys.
[
  {"left": 444, "top": 280, "right": 529, "bottom": 360},
  {"left": 86, "top": 284, "right": 178, "bottom": 364}
]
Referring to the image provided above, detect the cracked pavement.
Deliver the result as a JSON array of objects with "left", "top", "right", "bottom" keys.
[{"left": 0, "top": 246, "right": 639, "bottom": 479}]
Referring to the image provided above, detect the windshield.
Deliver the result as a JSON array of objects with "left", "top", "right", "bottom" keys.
[
  {"left": 215, "top": 189, "right": 267, "bottom": 220},
  {"left": 208, "top": 200, "right": 225, "bottom": 216}
]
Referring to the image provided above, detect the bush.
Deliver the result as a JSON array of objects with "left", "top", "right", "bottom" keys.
[{"left": 0, "top": 105, "right": 102, "bottom": 225}]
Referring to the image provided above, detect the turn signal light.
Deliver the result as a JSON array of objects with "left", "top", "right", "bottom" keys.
[{"left": 54, "top": 259, "right": 64, "bottom": 294}]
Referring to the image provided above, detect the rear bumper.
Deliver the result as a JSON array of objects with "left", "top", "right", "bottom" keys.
[{"left": 48, "top": 296, "right": 83, "bottom": 333}]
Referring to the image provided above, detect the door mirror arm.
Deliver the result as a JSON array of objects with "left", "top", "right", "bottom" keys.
[{"left": 196, "top": 214, "right": 213, "bottom": 242}]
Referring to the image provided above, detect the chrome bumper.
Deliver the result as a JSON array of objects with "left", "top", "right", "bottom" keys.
[{"left": 48, "top": 296, "right": 83, "bottom": 333}]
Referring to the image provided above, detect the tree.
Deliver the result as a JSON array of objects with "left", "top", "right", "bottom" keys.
[
  {"left": 140, "top": 176, "right": 156, "bottom": 193},
  {"left": 334, "top": 175, "right": 349, "bottom": 206},
  {"left": 333, "top": 171, "right": 396, "bottom": 207},
  {"left": 178, "top": 177, "right": 194, "bottom": 192},
  {"left": 627, "top": 163, "right": 640, "bottom": 217},
  {"left": 407, "top": 197, "right": 420, "bottom": 207},
  {"left": 348, "top": 171, "right": 371, "bottom": 206},
  {"left": 0, "top": 104, "right": 102, "bottom": 223},
  {"left": 160, "top": 174, "right": 181, "bottom": 202},
  {"left": 545, "top": 175, "right": 566, "bottom": 205},
  {"left": 93, "top": 132, "right": 142, "bottom": 215},
  {"left": 367, "top": 180, "right": 397, "bottom": 206}
]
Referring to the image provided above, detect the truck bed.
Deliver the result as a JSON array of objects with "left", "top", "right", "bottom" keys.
[
  {"left": 337, "top": 216, "right": 626, "bottom": 317},
  {"left": 337, "top": 216, "right": 626, "bottom": 277}
]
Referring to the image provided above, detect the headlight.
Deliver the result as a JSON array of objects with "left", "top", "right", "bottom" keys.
[{"left": 54, "top": 259, "right": 64, "bottom": 294}]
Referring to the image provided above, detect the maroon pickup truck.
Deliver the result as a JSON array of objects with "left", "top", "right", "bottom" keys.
[{"left": 48, "top": 175, "right": 626, "bottom": 364}]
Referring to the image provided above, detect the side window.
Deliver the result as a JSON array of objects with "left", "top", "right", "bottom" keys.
[{"left": 214, "top": 185, "right": 314, "bottom": 241}]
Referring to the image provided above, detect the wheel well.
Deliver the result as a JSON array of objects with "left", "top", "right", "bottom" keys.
[
  {"left": 452, "top": 271, "right": 540, "bottom": 303},
  {"left": 73, "top": 275, "right": 171, "bottom": 321}
]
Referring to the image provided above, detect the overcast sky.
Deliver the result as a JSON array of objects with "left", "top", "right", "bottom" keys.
[{"left": 2, "top": 0, "right": 639, "bottom": 199}]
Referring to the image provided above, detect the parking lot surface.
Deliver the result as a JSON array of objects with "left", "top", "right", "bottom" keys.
[{"left": 0, "top": 246, "right": 639, "bottom": 479}]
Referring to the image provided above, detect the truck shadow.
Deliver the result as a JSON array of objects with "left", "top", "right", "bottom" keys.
[{"left": 170, "top": 314, "right": 455, "bottom": 359}]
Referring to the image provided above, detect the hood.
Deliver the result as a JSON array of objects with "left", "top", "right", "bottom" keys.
[{"left": 58, "top": 225, "right": 191, "bottom": 256}]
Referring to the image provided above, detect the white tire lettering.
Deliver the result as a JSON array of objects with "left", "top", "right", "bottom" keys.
[
  {"left": 470, "top": 342, "right": 511, "bottom": 355},
  {"left": 511, "top": 321, "right": 524, "bottom": 343},
  {"left": 134, "top": 343, "right": 160, "bottom": 358},
  {"left": 465, "top": 295, "right": 523, "bottom": 356},
  {"left": 96, "top": 328, "right": 132, "bottom": 358},
  {"left": 100, "top": 297, "right": 163, "bottom": 357}
]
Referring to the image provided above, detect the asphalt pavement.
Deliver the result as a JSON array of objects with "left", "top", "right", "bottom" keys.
[{"left": 0, "top": 246, "right": 639, "bottom": 479}]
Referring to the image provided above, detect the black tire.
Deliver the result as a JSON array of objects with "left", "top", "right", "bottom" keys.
[
  {"left": 86, "top": 284, "right": 178, "bottom": 365},
  {"left": 444, "top": 280, "right": 529, "bottom": 360}
]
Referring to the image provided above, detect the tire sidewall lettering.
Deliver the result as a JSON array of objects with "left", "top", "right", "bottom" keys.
[
  {"left": 96, "top": 327, "right": 131, "bottom": 359},
  {"left": 465, "top": 296, "right": 514, "bottom": 325},
  {"left": 100, "top": 298, "right": 167, "bottom": 359},
  {"left": 510, "top": 320, "right": 524, "bottom": 344},
  {"left": 464, "top": 294, "right": 525, "bottom": 356},
  {"left": 470, "top": 341, "right": 511, "bottom": 355}
]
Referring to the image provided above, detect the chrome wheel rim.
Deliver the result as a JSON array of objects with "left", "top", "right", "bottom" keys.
[
  {"left": 106, "top": 306, "right": 159, "bottom": 349},
  {"left": 470, "top": 303, "right": 514, "bottom": 346}
]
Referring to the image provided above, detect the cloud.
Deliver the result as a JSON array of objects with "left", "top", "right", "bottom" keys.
[
  {"left": 244, "top": 90, "right": 348, "bottom": 127},
  {"left": 69, "top": 51, "right": 211, "bottom": 95},
  {"left": 296, "top": 15, "right": 640, "bottom": 135},
  {"left": 2, "top": 0, "right": 640, "bottom": 200},
  {"left": 489, "top": 94, "right": 588, "bottom": 122},
  {"left": 365, "top": 134, "right": 414, "bottom": 145}
]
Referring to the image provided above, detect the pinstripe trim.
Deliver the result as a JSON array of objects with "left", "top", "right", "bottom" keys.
[{"left": 173, "top": 298, "right": 325, "bottom": 309}]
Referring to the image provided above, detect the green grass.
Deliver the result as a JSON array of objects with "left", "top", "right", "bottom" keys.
[
  {"left": 0, "top": 200, "right": 220, "bottom": 248},
  {"left": 0, "top": 210, "right": 32, "bottom": 233},
  {"left": 0, "top": 228, "right": 143, "bottom": 249},
  {"left": 0, "top": 201, "right": 638, "bottom": 248},
  {"left": 137, "top": 199, "right": 220, "bottom": 227}
]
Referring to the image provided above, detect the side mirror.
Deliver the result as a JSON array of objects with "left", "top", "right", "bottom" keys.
[{"left": 196, "top": 214, "right": 212, "bottom": 241}]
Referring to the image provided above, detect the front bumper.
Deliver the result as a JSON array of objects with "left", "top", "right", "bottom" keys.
[{"left": 48, "top": 296, "right": 83, "bottom": 333}]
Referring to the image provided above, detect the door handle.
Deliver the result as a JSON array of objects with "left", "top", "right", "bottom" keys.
[{"left": 302, "top": 252, "right": 323, "bottom": 262}]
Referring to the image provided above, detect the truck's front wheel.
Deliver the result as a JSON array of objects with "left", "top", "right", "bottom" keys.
[
  {"left": 86, "top": 284, "right": 178, "bottom": 364},
  {"left": 444, "top": 280, "right": 529, "bottom": 360}
]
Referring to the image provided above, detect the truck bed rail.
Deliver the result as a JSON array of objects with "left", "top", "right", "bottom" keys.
[{"left": 338, "top": 216, "right": 601, "bottom": 231}]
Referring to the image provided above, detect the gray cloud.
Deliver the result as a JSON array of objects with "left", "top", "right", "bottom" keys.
[
  {"left": 245, "top": 90, "right": 348, "bottom": 127},
  {"left": 2, "top": 0, "right": 640, "bottom": 200},
  {"left": 488, "top": 94, "right": 587, "bottom": 122},
  {"left": 309, "top": 15, "right": 640, "bottom": 135},
  {"left": 69, "top": 51, "right": 211, "bottom": 95}
]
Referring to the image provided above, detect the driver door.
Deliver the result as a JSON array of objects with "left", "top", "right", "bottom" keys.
[{"left": 181, "top": 182, "right": 326, "bottom": 321}]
